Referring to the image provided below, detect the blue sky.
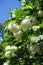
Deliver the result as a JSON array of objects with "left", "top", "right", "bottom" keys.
[{"left": 0, "top": 0, "right": 21, "bottom": 22}]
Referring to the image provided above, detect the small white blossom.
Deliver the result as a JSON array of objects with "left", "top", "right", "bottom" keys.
[
  {"left": 3, "top": 62, "right": 8, "bottom": 65},
  {"left": 20, "top": 18, "right": 31, "bottom": 30},
  {"left": 32, "top": 26, "right": 40, "bottom": 31},
  {"left": 11, "top": 46, "right": 17, "bottom": 52},
  {"left": 13, "top": 31, "right": 22, "bottom": 38},
  {"left": 29, "top": 56, "right": 33, "bottom": 58},
  {"left": 5, "top": 46, "right": 11, "bottom": 51},
  {"left": 5, "top": 51, "right": 11, "bottom": 58},
  {"left": 30, "top": 44, "right": 40, "bottom": 53},
  {"left": 12, "top": 14, "right": 15, "bottom": 18},
  {"left": 38, "top": 10, "right": 43, "bottom": 17},
  {"left": 39, "top": 35, "right": 43, "bottom": 40},
  {"left": 31, "top": 36, "right": 40, "bottom": 43}
]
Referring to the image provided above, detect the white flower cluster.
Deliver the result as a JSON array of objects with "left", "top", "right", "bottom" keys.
[
  {"left": 30, "top": 44, "right": 40, "bottom": 53},
  {"left": 20, "top": 16, "right": 31, "bottom": 30},
  {"left": 5, "top": 45, "right": 17, "bottom": 58},
  {"left": 5, "top": 45, "right": 17, "bottom": 51},
  {"left": 38, "top": 10, "right": 43, "bottom": 17},
  {"left": 8, "top": 22, "right": 20, "bottom": 33},
  {"left": 8, "top": 14, "right": 43, "bottom": 39},
  {"left": 8, "top": 22, "right": 21, "bottom": 38},
  {"left": 32, "top": 26, "right": 40, "bottom": 31},
  {"left": 31, "top": 35, "right": 43, "bottom": 43},
  {"left": 31, "top": 36, "right": 40, "bottom": 43},
  {"left": 8, "top": 16, "right": 32, "bottom": 38}
]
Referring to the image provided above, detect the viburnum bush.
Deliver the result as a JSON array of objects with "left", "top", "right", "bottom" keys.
[{"left": 0, "top": 0, "right": 43, "bottom": 65}]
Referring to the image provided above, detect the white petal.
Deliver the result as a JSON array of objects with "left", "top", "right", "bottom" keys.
[{"left": 13, "top": 31, "right": 22, "bottom": 38}]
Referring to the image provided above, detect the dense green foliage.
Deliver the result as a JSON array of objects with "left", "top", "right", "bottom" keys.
[{"left": 0, "top": 0, "right": 43, "bottom": 65}]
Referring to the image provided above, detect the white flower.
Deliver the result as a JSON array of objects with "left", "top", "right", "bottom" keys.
[
  {"left": 5, "top": 46, "right": 11, "bottom": 51},
  {"left": 11, "top": 46, "right": 17, "bottom": 52},
  {"left": 29, "top": 56, "right": 33, "bottom": 58},
  {"left": 12, "top": 14, "right": 15, "bottom": 18},
  {"left": 38, "top": 10, "right": 43, "bottom": 17},
  {"left": 39, "top": 35, "right": 43, "bottom": 40},
  {"left": 32, "top": 26, "right": 40, "bottom": 31},
  {"left": 5, "top": 45, "right": 17, "bottom": 52},
  {"left": 13, "top": 31, "right": 22, "bottom": 38},
  {"left": 31, "top": 17, "right": 38, "bottom": 25},
  {"left": 8, "top": 22, "right": 20, "bottom": 33},
  {"left": 20, "top": 18, "right": 31, "bottom": 30},
  {"left": 3, "top": 61, "right": 9, "bottom": 65},
  {"left": 31, "top": 36, "right": 40, "bottom": 43},
  {"left": 3, "top": 62, "right": 8, "bottom": 65},
  {"left": 5, "top": 51, "right": 11, "bottom": 58},
  {"left": 30, "top": 44, "right": 40, "bottom": 53}
]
